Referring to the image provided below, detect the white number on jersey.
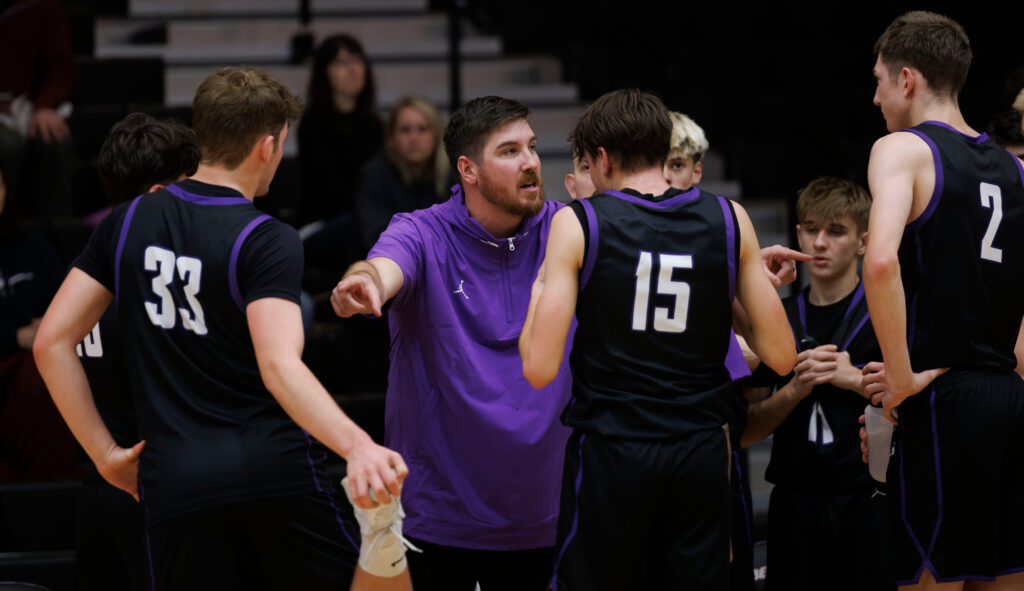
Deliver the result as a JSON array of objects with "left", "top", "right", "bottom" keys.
[
  {"left": 980, "top": 182, "right": 1004, "bottom": 263},
  {"left": 632, "top": 251, "right": 693, "bottom": 333},
  {"left": 75, "top": 322, "right": 103, "bottom": 358},
  {"left": 143, "top": 246, "right": 208, "bottom": 335}
]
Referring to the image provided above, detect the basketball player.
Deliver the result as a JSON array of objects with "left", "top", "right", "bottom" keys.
[
  {"left": 74, "top": 112, "right": 199, "bottom": 591},
  {"left": 743, "top": 177, "right": 893, "bottom": 591},
  {"left": 519, "top": 88, "right": 796, "bottom": 590},
  {"left": 663, "top": 111, "right": 707, "bottom": 190},
  {"left": 33, "top": 67, "right": 411, "bottom": 591},
  {"left": 861, "top": 11, "right": 1024, "bottom": 590}
]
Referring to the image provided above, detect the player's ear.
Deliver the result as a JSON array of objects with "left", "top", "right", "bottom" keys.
[
  {"left": 258, "top": 134, "right": 275, "bottom": 163},
  {"left": 692, "top": 160, "right": 703, "bottom": 184},
  {"left": 565, "top": 173, "right": 577, "bottom": 199},
  {"left": 900, "top": 66, "right": 915, "bottom": 97},
  {"left": 145, "top": 183, "right": 166, "bottom": 194},
  {"left": 857, "top": 231, "right": 868, "bottom": 256},
  {"left": 457, "top": 155, "right": 478, "bottom": 186},
  {"left": 596, "top": 147, "right": 612, "bottom": 176}
]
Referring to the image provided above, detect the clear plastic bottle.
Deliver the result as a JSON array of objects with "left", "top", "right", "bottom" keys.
[{"left": 864, "top": 404, "right": 894, "bottom": 483}]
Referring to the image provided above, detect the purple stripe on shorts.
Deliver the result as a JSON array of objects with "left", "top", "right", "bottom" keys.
[
  {"left": 904, "top": 129, "right": 944, "bottom": 232},
  {"left": 229, "top": 215, "right": 272, "bottom": 311},
  {"left": 166, "top": 182, "right": 250, "bottom": 206},
  {"left": 578, "top": 199, "right": 599, "bottom": 290},
  {"left": 716, "top": 196, "right": 737, "bottom": 301},
  {"left": 926, "top": 388, "right": 943, "bottom": 559},
  {"left": 552, "top": 433, "right": 586, "bottom": 591},
  {"left": 138, "top": 481, "right": 157, "bottom": 591},
  {"left": 606, "top": 186, "right": 700, "bottom": 210},
  {"left": 114, "top": 195, "right": 143, "bottom": 309},
  {"left": 303, "top": 431, "right": 359, "bottom": 552},
  {"left": 898, "top": 428, "right": 929, "bottom": 565}
]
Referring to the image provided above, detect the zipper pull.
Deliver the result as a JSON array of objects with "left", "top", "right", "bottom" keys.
[{"left": 507, "top": 237, "right": 516, "bottom": 251}]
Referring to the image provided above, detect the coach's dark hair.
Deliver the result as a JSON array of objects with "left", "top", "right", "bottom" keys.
[
  {"left": 570, "top": 88, "right": 672, "bottom": 176},
  {"left": 874, "top": 11, "right": 971, "bottom": 98},
  {"left": 97, "top": 113, "right": 200, "bottom": 205},
  {"left": 987, "top": 109, "right": 1024, "bottom": 149},
  {"left": 192, "top": 67, "right": 302, "bottom": 170},
  {"left": 443, "top": 96, "right": 530, "bottom": 178},
  {"left": 307, "top": 33, "right": 376, "bottom": 116}
]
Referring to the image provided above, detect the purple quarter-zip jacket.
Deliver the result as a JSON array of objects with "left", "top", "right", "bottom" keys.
[{"left": 368, "top": 185, "right": 573, "bottom": 550}]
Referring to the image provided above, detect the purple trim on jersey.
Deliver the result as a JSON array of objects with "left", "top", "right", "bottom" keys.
[
  {"left": 578, "top": 198, "right": 599, "bottom": 290},
  {"left": 904, "top": 129, "right": 944, "bottom": 232},
  {"left": 1013, "top": 151, "right": 1024, "bottom": 188},
  {"left": 733, "top": 450, "right": 752, "bottom": 545},
  {"left": 606, "top": 186, "right": 700, "bottom": 210},
  {"left": 114, "top": 195, "right": 143, "bottom": 308},
  {"left": 716, "top": 196, "right": 737, "bottom": 300},
  {"left": 303, "top": 431, "right": 359, "bottom": 552},
  {"left": 995, "top": 565, "right": 1024, "bottom": 577},
  {"left": 841, "top": 313, "right": 871, "bottom": 352},
  {"left": 229, "top": 215, "right": 273, "bottom": 311},
  {"left": 725, "top": 330, "right": 752, "bottom": 381},
  {"left": 552, "top": 433, "right": 586, "bottom": 591},
  {"left": 165, "top": 182, "right": 250, "bottom": 206},
  {"left": 921, "top": 120, "right": 989, "bottom": 144},
  {"left": 926, "top": 389, "right": 944, "bottom": 558}
]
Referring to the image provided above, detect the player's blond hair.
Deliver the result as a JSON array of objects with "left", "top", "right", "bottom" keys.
[{"left": 667, "top": 112, "right": 708, "bottom": 164}]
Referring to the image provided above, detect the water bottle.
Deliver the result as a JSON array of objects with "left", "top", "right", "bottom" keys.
[{"left": 864, "top": 403, "right": 894, "bottom": 483}]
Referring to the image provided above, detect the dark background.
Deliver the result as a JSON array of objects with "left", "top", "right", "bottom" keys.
[{"left": 473, "top": 1, "right": 1024, "bottom": 201}]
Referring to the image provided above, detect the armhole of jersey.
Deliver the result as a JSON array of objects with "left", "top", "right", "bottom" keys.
[
  {"left": 229, "top": 215, "right": 274, "bottom": 312},
  {"left": 715, "top": 195, "right": 739, "bottom": 301},
  {"left": 571, "top": 199, "right": 599, "bottom": 290},
  {"left": 904, "top": 129, "right": 944, "bottom": 232},
  {"left": 113, "top": 195, "right": 144, "bottom": 311}
]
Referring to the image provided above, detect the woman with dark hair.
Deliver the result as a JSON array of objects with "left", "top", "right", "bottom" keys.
[
  {"left": 0, "top": 155, "right": 81, "bottom": 482},
  {"left": 297, "top": 33, "right": 384, "bottom": 227},
  {"left": 354, "top": 96, "right": 454, "bottom": 256}
]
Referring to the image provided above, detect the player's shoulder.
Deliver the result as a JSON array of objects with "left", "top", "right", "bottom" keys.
[{"left": 871, "top": 128, "right": 932, "bottom": 155}]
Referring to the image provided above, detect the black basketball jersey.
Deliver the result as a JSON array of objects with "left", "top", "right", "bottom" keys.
[
  {"left": 764, "top": 283, "right": 881, "bottom": 493},
  {"left": 564, "top": 187, "right": 738, "bottom": 439},
  {"left": 76, "top": 307, "right": 137, "bottom": 481},
  {"left": 73, "top": 179, "right": 324, "bottom": 526},
  {"left": 898, "top": 122, "right": 1024, "bottom": 374}
]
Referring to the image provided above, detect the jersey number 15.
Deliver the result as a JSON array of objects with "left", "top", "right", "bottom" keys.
[{"left": 632, "top": 251, "right": 692, "bottom": 333}]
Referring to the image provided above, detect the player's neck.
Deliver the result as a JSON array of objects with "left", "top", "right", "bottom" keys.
[
  {"left": 909, "top": 95, "right": 976, "bottom": 136},
  {"left": 607, "top": 168, "right": 671, "bottom": 197},
  {"left": 807, "top": 269, "right": 860, "bottom": 306},
  {"left": 189, "top": 164, "right": 258, "bottom": 201}
]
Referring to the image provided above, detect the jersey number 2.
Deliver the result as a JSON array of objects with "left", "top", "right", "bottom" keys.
[
  {"left": 144, "top": 246, "right": 208, "bottom": 335},
  {"left": 980, "top": 182, "right": 1003, "bottom": 263},
  {"left": 632, "top": 251, "right": 692, "bottom": 333}
]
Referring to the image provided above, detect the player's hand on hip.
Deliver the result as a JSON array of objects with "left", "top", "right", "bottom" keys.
[
  {"left": 345, "top": 441, "right": 409, "bottom": 509},
  {"left": 331, "top": 273, "right": 382, "bottom": 318},
  {"left": 98, "top": 440, "right": 146, "bottom": 502},
  {"left": 760, "top": 244, "right": 811, "bottom": 288}
]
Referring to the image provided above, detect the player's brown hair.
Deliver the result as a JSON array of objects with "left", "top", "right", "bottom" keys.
[
  {"left": 98, "top": 113, "right": 200, "bottom": 205},
  {"left": 192, "top": 67, "right": 302, "bottom": 170},
  {"left": 570, "top": 88, "right": 671, "bottom": 176},
  {"left": 874, "top": 11, "right": 971, "bottom": 98},
  {"left": 796, "top": 177, "right": 872, "bottom": 233}
]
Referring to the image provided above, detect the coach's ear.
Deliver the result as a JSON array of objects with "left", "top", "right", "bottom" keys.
[{"left": 457, "top": 155, "right": 478, "bottom": 187}]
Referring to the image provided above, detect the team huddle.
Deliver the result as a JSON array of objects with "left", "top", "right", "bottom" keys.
[{"left": 30, "top": 10, "right": 1024, "bottom": 591}]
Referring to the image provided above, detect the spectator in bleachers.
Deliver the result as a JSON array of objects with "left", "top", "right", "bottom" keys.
[
  {"left": 299, "top": 33, "right": 384, "bottom": 291},
  {"left": 0, "top": 0, "right": 76, "bottom": 222},
  {"left": 0, "top": 152, "right": 81, "bottom": 482},
  {"left": 354, "top": 96, "right": 454, "bottom": 257},
  {"left": 298, "top": 33, "right": 382, "bottom": 227}
]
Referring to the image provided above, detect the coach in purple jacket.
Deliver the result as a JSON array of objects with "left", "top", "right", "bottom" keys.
[{"left": 331, "top": 96, "right": 571, "bottom": 591}]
